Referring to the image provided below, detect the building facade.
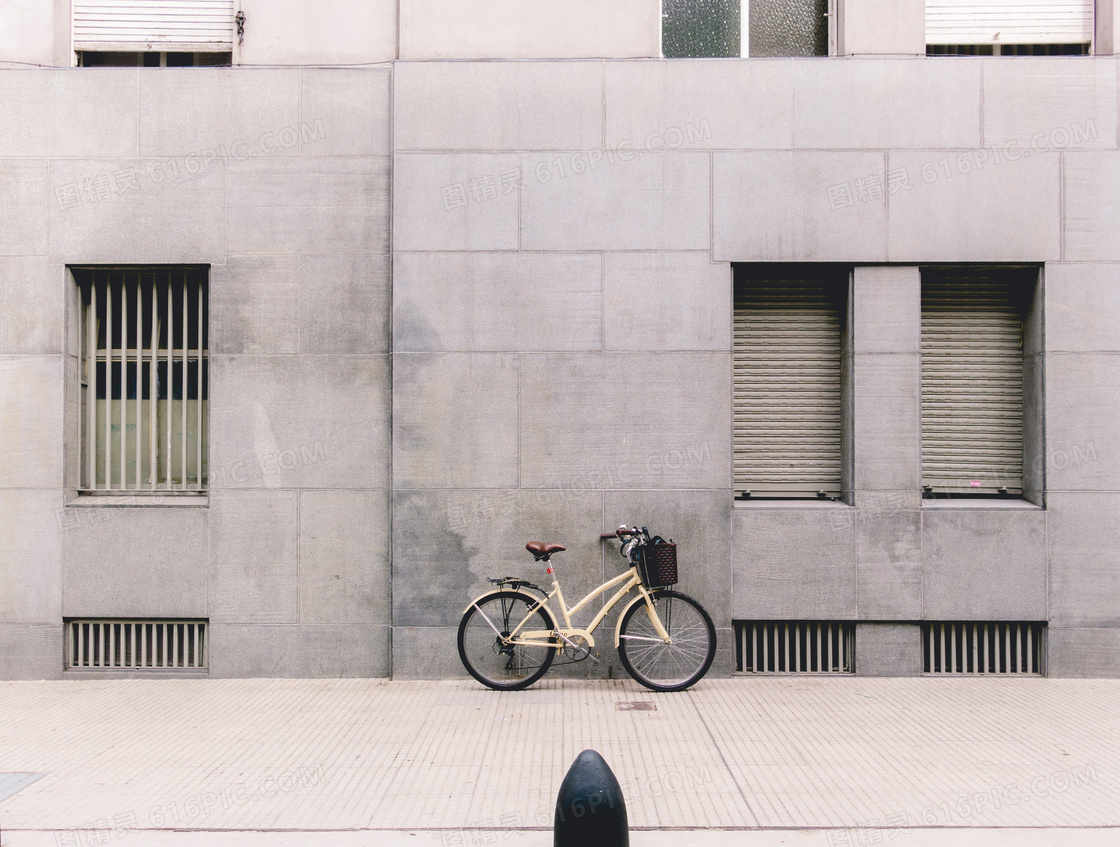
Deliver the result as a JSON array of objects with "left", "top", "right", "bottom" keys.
[{"left": 2, "top": 0, "right": 1120, "bottom": 680}]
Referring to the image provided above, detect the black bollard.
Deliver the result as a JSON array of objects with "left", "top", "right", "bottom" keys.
[{"left": 554, "top": 749, "right": 629, "bottom": 847}]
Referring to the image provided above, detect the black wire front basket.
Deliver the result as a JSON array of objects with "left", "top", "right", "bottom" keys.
[{"left": 636, "top": 542, "right": 679, "bottom": 588}]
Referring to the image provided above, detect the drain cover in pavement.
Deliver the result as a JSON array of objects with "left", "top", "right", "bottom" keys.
[
  {"left": 615, "top": 701, "right": 656, "bottom": 711},
  {"left": 0, "top": 773, "right": 46, "bottom": 803}
]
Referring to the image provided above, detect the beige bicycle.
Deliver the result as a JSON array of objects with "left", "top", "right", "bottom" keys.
[{"left": 457, "top": 525, "right": 716, "bottom": 692}]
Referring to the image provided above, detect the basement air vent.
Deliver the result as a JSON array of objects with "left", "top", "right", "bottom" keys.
[
  {"left": 735, "top": 621, "right": 855, "bottom": 673},
  {"left": 923, "top": 622, "right": 1044, "bottom": 674},
  {"left": 66, "top": 620, "right": 208, "bottom": 670}
]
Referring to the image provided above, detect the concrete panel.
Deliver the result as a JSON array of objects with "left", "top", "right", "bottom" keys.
[
  {"left": 300, "top": 255, "right": 391, "bottom": 355},
  {"left": 1047, "top": 493, "right": 1120, "bottom": 627},
  {"left": 47, "top": 158, "right": 224, "bottom": 264},
  {"left": 0, "top": 160, "right": 48, "bottom": 256},
  {"left": 394, "top": 253, "right": 601, "bottom": 352},
  {"left": 794, "top": 61, "right": 981, "bottom": 149},
  {"left": 237, "top": 0, "right": 397, "bottom": 64},
  {"left": 521, "top": 152, "right": 709, "bottom": 251},
  {"left": 225, "top": 158, "right": 390, "bottom": 255},
  {"left": 604, "top": 490, "right": 733, "bottom": 629},
  {"left": 921, "top": 508, "right": 1047, "bottom": 620},
  {"left": 209, "top": 355, "right": 391, "bottom": 490},
  {"left": 856, "top": 508, "right": 922, "bottom": 620},
  {"left": 855, "top": 623, "right": 922, "bottom": 676},
  {"left": 0, "top": 356, "right": 62, "bottom": 488},
  {"left": 519, "top": 352, "right": 731, "bottom": 490},
  {"left": 604, "top": 61, "right": 792, "bottom": 150},
  {"left": 886, "top": 151, "right": 1061, "bottom": 261},
  {"left": 0, "top": 71, "right": 138, "bottom": 158},
  {"left": 0, "top": 623, "right": 63, "bottom": 680},
  {"left": 0, "top": 0, "right": 57, "bottom": 66},
  {"left": 982, "top": 59, "right": 1116, "bottom": 150},
  {"left": 395, "top": 63, "right": 602, "bottom": 151},
  {"left": 209, "top": 490, "right": 299, "bottom": 624},
  {"left": 62, "top": 507, "right": 208, "bottom": 619},
  {"left": 0, "top": 257, "right": 61, "bottom": 354},
  {"left": 853, "top": 353, "right": 920, "bottom": 492},
  {"left": 0, "top": 490, "right": 62, "bottom": 623},
  {"left": 393, "top": 354, "right": 518, "bottom": 489},
  {"left": 1047, "top": 627, "right": 1120, "bottom": 677},
  {"left": 393, "top": 154, "right": 520, "bottom": 251},
  {"left": 139, "top": 70, "right": 300, "bottom": 158},
  {"left": 210, "top": 256, "right": 300, "bottom": 355},
  {"left": 399, "top": 0, "right": 659, "bottom": 59},
  {"left": 209, "top": 624, "right": 390, "bottom": 677},
  {"left": 391, "top": 489, "right": 604, "bottom": 628},
  {"left": 852, "top": 265, "right": 920, "bottom": 354},
  {"left": 300, "top": 69, "right": 391, "bottom": 157},
  {"left": 299, "top": 490, "right": 390, "bottom": 625},
  {"left": 1065, "top": 152, "right": 1120, "bottom": 261},
  {"left": 713, "top": 152, "right": 888, "bottom": 262},
  {"left": 732, "top": 506, "right": 857, "bottom": 619},
  {"left": 603, "top": 254, "right": 731, "bottom": 351},
  {"left": 840, "top": 0, "right": 924, "bottom": 55},
  {"left": 1045, "top": 263, "right": 1120, "bottom": 353},
  {"left": 1044, "top": 353, "right": 1120, "bottom": 491},
  {"left": 391, "top": 626, "right": 465, "bottom": 678}
]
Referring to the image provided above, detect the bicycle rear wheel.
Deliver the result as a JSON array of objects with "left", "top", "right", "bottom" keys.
[
  {"left": 618, "top": 590, "right": 716, "bottom": 691},
  {"left": 458, "top": 590, "right": 557, "bottom": 691}
]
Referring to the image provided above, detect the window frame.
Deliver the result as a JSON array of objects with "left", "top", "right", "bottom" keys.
[{"left": 69, "top": 265, "right": 210, "bottom": 500}]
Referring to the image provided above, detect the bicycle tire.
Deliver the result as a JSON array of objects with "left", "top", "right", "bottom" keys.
[
  {"left": 458, "top": 590, "right": 557, "bottom": 691},
  {"left": 617, "top": 590, "right": 716, "bottom": 692}
]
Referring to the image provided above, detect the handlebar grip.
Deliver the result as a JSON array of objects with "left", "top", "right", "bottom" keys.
[{"left": 599, "top": 533, "right": 617, "bottom": 540}]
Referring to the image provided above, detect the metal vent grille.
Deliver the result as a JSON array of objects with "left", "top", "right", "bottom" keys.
[
  {"left": 923, "top": 622, "right": 1044, "bottom": 675},
  {"left": 66, "top": 620, "right": 208, "bottom": 670},
  {"left": 736, "top": 621, "right": 855, "bottom": 673}
]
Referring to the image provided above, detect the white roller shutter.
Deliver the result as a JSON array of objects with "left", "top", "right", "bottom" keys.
[
  {"left": 73, "top": 0, "right": 235, "bottom": 51},
  {"left": 926, "top": 0, "right": 1093, "bottom": 45},
  {"left": 734, "top": 274, "right": 844, "bottom": 498},
  {"left": 921, "top": 271, "right": 1029, "bottom": 495}
]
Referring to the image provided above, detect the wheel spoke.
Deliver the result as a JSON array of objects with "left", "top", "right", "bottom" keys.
[
  {"left": 458, "top": 591, "right": 556, "bottom": 690},
  {"left": 618, "top": 590, "right": 715, "bottom": 692}
]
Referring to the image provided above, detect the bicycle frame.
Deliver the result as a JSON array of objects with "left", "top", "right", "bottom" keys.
[{"left": 464, "top": 564, "right": 672, "bottom": 652}]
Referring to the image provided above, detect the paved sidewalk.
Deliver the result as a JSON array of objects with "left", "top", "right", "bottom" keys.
[{"left": 1, "top": 678, "right": 1118, "bottom": 846}]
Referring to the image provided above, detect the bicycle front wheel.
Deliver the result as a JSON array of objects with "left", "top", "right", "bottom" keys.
[
  {"left": 618, "top": 590, "right": 716, "bottom": 692},
  {"left": 458, "top": 590, "right": 557, "bottom": 691}
]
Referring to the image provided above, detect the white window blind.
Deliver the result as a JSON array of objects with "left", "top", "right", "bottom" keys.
[
  {"left": 73, "top": 0, "right": 235, "bottom": 51},
  {"left": 77, "top": 268, "right": 208, "bottom": 493},
  {"left": 734, "top": 271, "right": 845, "bottom": 498},
  {"left": 926, "top": 0, "right": 1093, "bottom": 46},
  {"left": 921, "top": 270, "right": 1029, "bottom": 495}
]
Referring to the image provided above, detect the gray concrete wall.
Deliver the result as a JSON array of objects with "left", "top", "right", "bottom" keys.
[
  {"left": 398, "top": 0, "right": 660, "bottom": 59},
  {"left": 0, "top": 67, "right": 393, "bottom": 678},
  {"left": 4, "top": 52, "right": 1120, "bottom": 680},
  {"left": 237, "top": 0, "right": 397, "bottom": 65},
  {"left": 391, "top": 57, "right": 1120, "bottom": 679}
]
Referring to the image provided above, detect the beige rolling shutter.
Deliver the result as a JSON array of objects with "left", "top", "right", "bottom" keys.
[
  {"left": 734, "top": 274, "right": 844, "bottom": 498},
  {"left": 921, "top": 270, "right": 1029, "bottom": 495},
  {"left": 73, "top": 0, "right": 235, "bottom": 51},
  {"left": 926, "top": 0, "right": 1093, "bottom": 45}
]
